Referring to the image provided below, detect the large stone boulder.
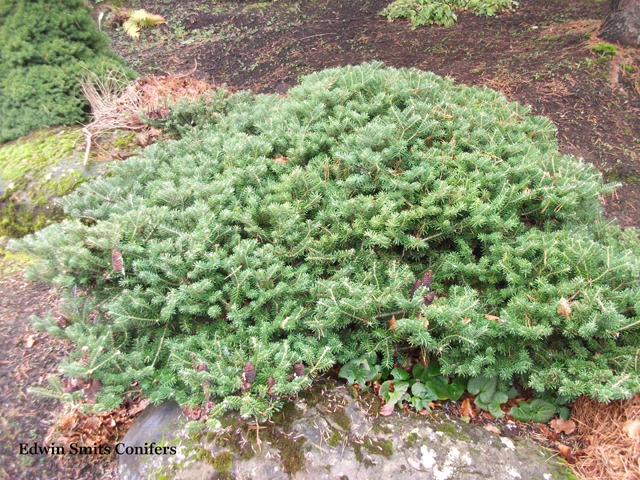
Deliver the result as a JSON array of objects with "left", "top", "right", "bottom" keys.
[{"left": 118, "top": 381, "right": 575, "bottom": 480}]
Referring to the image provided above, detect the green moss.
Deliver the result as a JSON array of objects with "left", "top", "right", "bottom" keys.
[
  {"left": 0, "top": 128, "right": 83, "bottom": 185},
  {"left": 554, "top": 459, "right": 579, "bottom": 480},
  {"left": 435, "top": 421, "right": 470, "bottom": 441},
  {"left": 212, "top": 417, "right": 254, "bottom": 460},
  {"left": 436, "top": 422, "right": 456, "bottom": 435},
  {"left": 328, "top": 408, "right": 352, "bottom": 432},
  {"left": 272, "top": 400, "right": 303, "bottom": 431},
  {"left": 367, "top": 393, "right": 382, "bottom": 417},
  {"left": 279, "top": 436, "right": 306, "bottom": 473},
  {"left": 362, "top": 437, "right": 393, "bottom": 458},
  {"left": 0, "top": 201, "right": 67, "bottom": 238},
  {"left": 371, "top": 419, "right": 392, "bottom": 435},
  {"left": 348, "top": 385, "right": 359, "bottom": 399},
  {"left": 113, "top": 132, "right": 136, "bottom": 149},
  {"left": 0, "top": 244, "right": 34, "bottom": 280},
  {"left": 243, "top": 2, "right": 270, "bottom": 10},
  {"left": 196, "top": 447, "right": 213, "bottom": 464},
  {"left": 0, "top": 127, "right": 89, "bottom": 237},
  {"left": 299, "top": 379, "right": 335, "bottom": 407},
  {"left": 327, "top": 430, "right": 344, "bottom": 447},
  {"left": 405, "top": 432, "right": 418, "bottom": 445},
  {"left": 593, "top": 43, "right": 617, "bottom": 56},
  {"left": 211, "top": 451, "right": 233, "bottom": 473}
]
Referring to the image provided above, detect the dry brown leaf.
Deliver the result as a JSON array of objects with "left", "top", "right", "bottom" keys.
[
  {"left": 388, "top": 315, "right": 397, "bottom": 330},
  {"left": 379, "top": 403, "right": 395, "bottom": 416},
  {"left": 557, "top": 444, "right": 576, "bottom": 464},
  {"left": 463, "top": 316, "right": 471, "bottom": 324},
  {"left": 549, "top": 418, "right": 577, "bottom": 435},
  {"left": 273, "top": 157, "right": 289, "bottom": 164},
  {"left": 484, "top": 314, "right": 500, "bottom": 321},
  {"left": 58, "top": 414, "right": 76, "bottom": 431},
  {"left": 25, "top": 335, "right": 35, "bottom": 348},
  {"left": 461, "top": 398, "right": 475, "bottom": 418},
  {"left": 622, "top": 419, "right": 640, "bottom": 440},
  {"left": 557, "top": 297, "right": 572, "bottom": 316},
  {"left": 484, "top": 424, "right": 501, "bottom": 435}
]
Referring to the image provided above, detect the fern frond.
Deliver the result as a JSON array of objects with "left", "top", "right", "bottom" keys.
[{"left": 123, "top": 10, "right": 166, "bottom": 39}]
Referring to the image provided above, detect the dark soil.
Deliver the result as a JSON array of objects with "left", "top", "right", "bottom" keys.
[
  {"left": 0, "top": 270, "right": 112, "bottom": 479},
  {"left": 1, "top": 0, "right": 639, "bottom": 478}
]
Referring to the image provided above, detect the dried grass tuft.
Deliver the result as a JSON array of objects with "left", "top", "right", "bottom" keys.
[
  {"left": 573, "top": 394, "right": 640, "bottom": 480},
  {"left": 80, "top": 62, "right": 216, "bottom": 165}
]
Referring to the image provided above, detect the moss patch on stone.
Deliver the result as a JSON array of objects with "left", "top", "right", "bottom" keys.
[
  {"left": 436, "top": 421, "right": 471, "bottom": 441},
  {"left": 0, "top": 127, "right": 88, "bottom": 237},
  {"left": 299, "top": 379, "right": 335, "bottom": 408},
  {"left": 405, "top": 432, "right": 419, "bottom": 445},
  {"left": 0, "top": 128, "right": 83, "bottom": 186},
  {"left": 211, "top": 416, "right": 254, "bottom": 460},
  {"left": 327, "top": 430, "right": 344, "bottom": 448},
  {"left": 363, "top": 437, "right": 393, "bottom": 458},
  {"left": 211, "top": 451, "right": 233, "bottom": 473},
  {"left": 328, "top": 408, "right": 352, "bottom": 432},
  {"left": 279, "top": 436, "right": 307, "bottom": 473}
]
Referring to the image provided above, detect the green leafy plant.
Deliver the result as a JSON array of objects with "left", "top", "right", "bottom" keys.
[
  {"left": 467, "top": 376, "right": 515, "bottom": 419},
  {"left": 510, "top": 399, "right": 555, "bottom": 423},
  {"left": 379, "top": 368, "right": 412, "bottom": 407},
  {"left": 339, "top": 354, "right": 383, "bottom": 391},
  {"left": 510, "top": 394, "right": 570, "bottom": 422},
  {"left": 412, "top": 360, "right": 467, "bottom": 402},
  {"left": 11, "top": 63, "right": 640, "bottom": 421},
  {"left": 381, "top": 0, "right": 518, "bottom": 27},
  {"left": 0, "top": 0, "right": 134, "bottom": 143}
]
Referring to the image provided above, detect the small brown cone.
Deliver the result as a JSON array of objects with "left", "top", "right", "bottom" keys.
[
  {"left": 411, "top": 270, "right": 433, "bottom": 299},
  {"left": 557, "top": 297, "right": 572, "bottom": 316},
  {"left": 292, "top": 362, "right": 305, "bottom": 377},
  {"left": 111, "top": 249, "right": 125, "bottom": 275},
  {"left": 424, "top": 291, "right": 436, "bottom": 306},
  {"left": 267, "top": 376, "right": 276, "bottom": 396},
  {"left": 243, "top": 361, "right": 256, "bottom": 383}
]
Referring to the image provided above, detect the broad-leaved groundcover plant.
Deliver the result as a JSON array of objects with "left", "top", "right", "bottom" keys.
[{"left": 13, "top": 63, "right": 640, "bottom": 421}]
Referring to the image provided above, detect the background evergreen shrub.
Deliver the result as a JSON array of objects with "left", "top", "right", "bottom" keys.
[
  {"left": 0, "top": 0, "right": 133, "bottom": 143},
  {"left": 12, "top": 63, "right": 640, "bottom": 419}
]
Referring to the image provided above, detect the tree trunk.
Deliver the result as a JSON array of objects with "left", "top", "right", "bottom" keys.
[{"left": 599, "top": 0, "right": 640, "bottom": 47}]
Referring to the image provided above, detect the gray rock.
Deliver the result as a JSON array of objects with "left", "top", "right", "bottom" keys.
[
  {"left": 118, "top": 383, "right": 575, "bottom": 480},
  {"left": 118, "top": 401, "right": 187, "bottom": 480}
]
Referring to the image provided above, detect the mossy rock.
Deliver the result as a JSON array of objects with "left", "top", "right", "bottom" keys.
[{"left": 0, "top": 127, "right": 123, "bottom": 237}]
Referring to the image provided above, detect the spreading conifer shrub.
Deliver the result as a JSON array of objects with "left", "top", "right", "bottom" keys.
[
  {"left": 12, "top": 63, "right": 640, "bottom": 419},
  {"left": 0, "top": 0, "right": 133, "bottom": 143}
]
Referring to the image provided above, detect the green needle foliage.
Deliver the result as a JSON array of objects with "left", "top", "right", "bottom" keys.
[
  {"left": 0, "top": 0, "right": 133, "bottom": 143},
  {"left": 11, "top": 63, "right": 640, "bottom": 420}
]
